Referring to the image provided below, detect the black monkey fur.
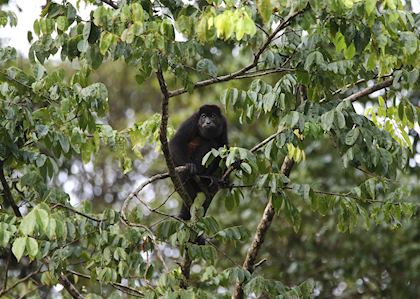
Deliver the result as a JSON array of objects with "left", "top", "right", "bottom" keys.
[{"left": 169, "top": 105, "right": 228, "bottom": 220}]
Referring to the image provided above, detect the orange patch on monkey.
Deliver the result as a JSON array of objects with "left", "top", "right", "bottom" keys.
[{"left": 187, "top": 137, "right": 201, "bottom": 154}]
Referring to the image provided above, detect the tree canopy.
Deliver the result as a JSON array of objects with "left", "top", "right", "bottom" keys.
[{"left": 0, "top": 0, "right": 419, "bottom": 298}]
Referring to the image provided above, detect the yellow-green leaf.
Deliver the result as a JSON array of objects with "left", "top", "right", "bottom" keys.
[
  {"left": 365, "top": 0, "right": 377, "bottom": 15},
  {"left": 99, "top": 32, "right": 115, "bottom": 55},
  {"left": 12, "top": 237, "right": 27, "bottom": 262},
  {"left": 26, "top": 237, "right": 38, "bottom": 259},
  {"left": 257, "top": 0, "right": 272, "bottom": 23},
  {"left": 19, "top": 210, "right": 36, "bottom": 235}
]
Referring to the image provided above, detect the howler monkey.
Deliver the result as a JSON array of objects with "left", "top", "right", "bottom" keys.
[{"left": 169, "top": 105, "right": 228, "bottom": 220}]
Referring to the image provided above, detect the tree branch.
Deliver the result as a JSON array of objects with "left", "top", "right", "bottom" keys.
[
  {"left": 168, "top": 8, "right": 305, "bottom": 98},
  {"left": 53, "top": 203, "right": 102, "bottom": 222},
  {"left": 0, "top": 161, "right": 22, "bottom": 217},
  {"left": 221, "top": 128, "right": 285, "bottom": 181},
  {"left": 232, "top": 157, "right": 294, "bottom": 299},
  {"left": 99, "top": 0, "right": 118, "bottom": 9},
  {"left": 0, "top": 266, "right": 42, "bottom": 297},
  {"left": 344, "top": 78, "right": 393, "bottom": 102},
  {"left": 67, "top": 270, "right": 144, "bottom": 297},
  {"left": 156, "top": 64, "right": 193, "bottom": 210},
  {"left": 59, "top": 274, "right": 83, "bottom": 299}
]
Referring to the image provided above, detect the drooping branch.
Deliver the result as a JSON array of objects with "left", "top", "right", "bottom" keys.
[
  {"left": 231, "top": 157, "right": 294, "bottom": 299},
  {"left": 168, "top": 8, "right": 306, "bottom": 98}
]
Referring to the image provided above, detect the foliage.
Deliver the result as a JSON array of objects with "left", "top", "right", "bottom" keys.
[{"left": 0, "top": 0, "right": 419, "bottom": 298}]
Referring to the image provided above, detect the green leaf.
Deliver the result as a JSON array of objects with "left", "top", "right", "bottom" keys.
[
  {"left": 132, "top": 3, "right": 144, "bottom": 23},
  {"left": 26, "top": 237, "right": 38, "bottom": 259},
  {"left": 407, "top": 69, "right": 419, "bottom": 87},
  {"left": 93, "top": 6, "right": 108, "bottom": 27},
  {"left": 0, "top": 229, "right": 11, "bottom": 248},
  {"left": 333, "top": 32, "right": 346, "bottom": 53},
  {"left": 335, "top": 110, "right": 346, "bottom": 129},
  {"left": 365, "top": 0, "right": 377, "bottom": 15},
  {"left": 82, "top": 22, "right": 91, "bottom": 40},
  {"left": 35, "top": 208, "right": 49, "bottom": 233},
  {"left": 99, "top": 32, "right": 115, "bottom": 55},
  {"left": 365, "top": 178, "right": 376, "bottom": 199},
  {"left": 214, "top": 11, "right": 234, "bottom": 40},
  {"left": 304, "top": 51, "right": 324, "bottom": 71},
  {"left": 12, "top": 237, "right": 27, "bottom": 262},
  {"left": 321, "top": 110, "right": 335, "bottom": 131},
  {"left": 257, "top": 0, "right": 272, "bottom": 23},
  {"left": 33, "top": 19, "right": 40, "bottom": 36},
  {"left": 345, "top": 127, "right": 360, "bottom": 145},
  {"left": 196, "top": 59, "right": 217, "bottom": 77},
  {"left": 77, "top": 40, "right": 89, "bottom": 53},
  {"left": 344, "top": 43, "right": 356, "bottom": 59},
  {"left": 400, "top": 32, "right": 418, "bottom": 55},
  {"left": 236, "top": 11, "right": 256, "bottom": 40},
  {"left": 19, "top": 210, "right": 36, "bottom": 235}
]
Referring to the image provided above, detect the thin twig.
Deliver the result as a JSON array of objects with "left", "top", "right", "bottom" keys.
[
  {"left": 152, "top": 189, "right": 177, "bottom": 211},
  {"left": 234, "top": 67, "right": 294, "bottom": 80},
  {"left": 0, "top": 266, "right": 42, "bottom": 297},
  {"left": 221, "top": 128, "right": 285, "bottom": 181},
  {"left": 53, "top": 203, "right": 102, "bottom": 222},
  {"left": 67, "top": 270, "right": 144, "bottom": 297},
  {"left": 120, "top": 166, "right": 187, "bottom": 224},
  {"left": 17, "top": 286, "right": 42, "bottom": 299}
]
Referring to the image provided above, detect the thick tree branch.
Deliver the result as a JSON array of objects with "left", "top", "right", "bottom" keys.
[
  {"left": 168, "top": 9, "right": 305, "bottom": 98},
  {"left": 156, "top": 65, "right": 193, "bottom": 207},
  {"left": 156, "top": 63, "right": 198, "bottom": 287},
  {"left": 232, "top": 157, "right": 294, "bottom": 299}
]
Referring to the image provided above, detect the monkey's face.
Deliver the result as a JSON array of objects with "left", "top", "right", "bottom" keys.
[{"left": 198, "top": 111, "right": 224, "bottom": 140}]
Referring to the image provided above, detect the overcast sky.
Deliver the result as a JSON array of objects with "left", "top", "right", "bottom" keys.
[
  {"left": 1, "top": 0, "right": 95, "bottom": 56},
  {"left": 1, "top": 0, "right": 420, "bottom": 57}
]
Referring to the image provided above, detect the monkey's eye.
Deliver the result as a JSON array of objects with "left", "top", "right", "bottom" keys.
[
  {"left": 210, "top": 113, "right": 216, "bottom": 118},
  {"left": 200, "top": 114, "right": 206, "bottom": 118}
]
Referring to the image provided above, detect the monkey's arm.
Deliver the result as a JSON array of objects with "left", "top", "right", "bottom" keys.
[{"left": 169, "top": 113, "right": 199, "bottom": 169}]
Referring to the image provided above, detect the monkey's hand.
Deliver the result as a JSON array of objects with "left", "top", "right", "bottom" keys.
[{"left": 185, "top": 163, "right": 198, "bottom": 175}]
